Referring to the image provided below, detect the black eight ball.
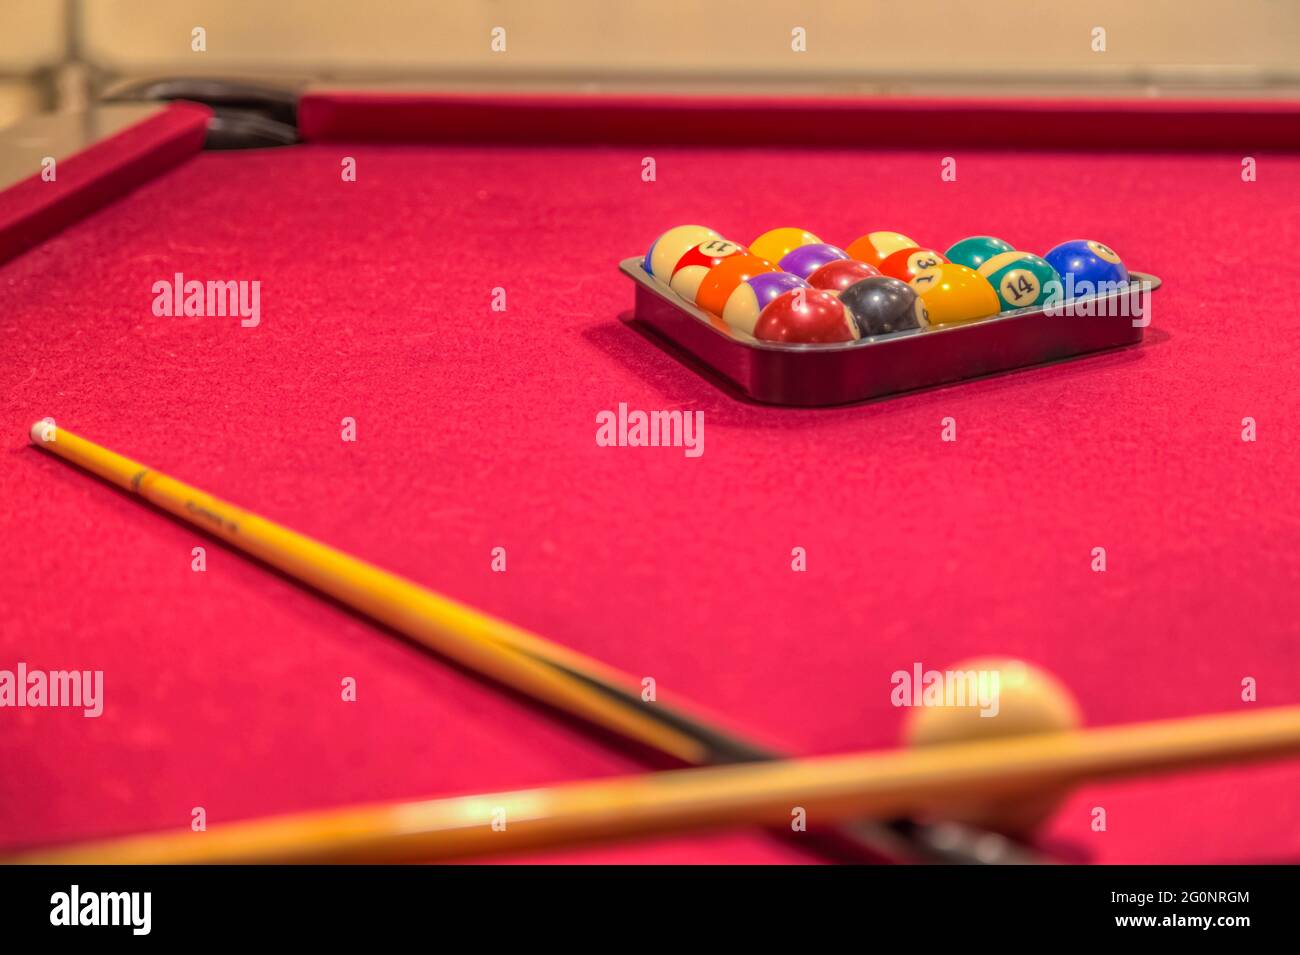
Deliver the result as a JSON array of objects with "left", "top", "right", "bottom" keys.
[{"left": 840, "top": 276, "right": 930, "bottom": 337}]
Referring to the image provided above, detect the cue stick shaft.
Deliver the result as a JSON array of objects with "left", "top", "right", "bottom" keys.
[
  {"left": 10, "top": 705, "right": 1300, "bottom": 864},
  {"left": 27, "top": 420, "right": 707, "bottom": 764}
]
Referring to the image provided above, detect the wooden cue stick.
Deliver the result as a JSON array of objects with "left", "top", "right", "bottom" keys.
[
  {"left": 23, "top": 421, "right": 1008, "bottom": 863},
  {"left": 27, "top": 419, "right": 706, "bottom": 763},
  {"left": 9, "top": 705, "right": 1300, "bottom": 865}
]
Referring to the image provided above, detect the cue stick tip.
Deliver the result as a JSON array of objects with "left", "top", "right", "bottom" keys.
[
  {"left": 29, "top": 418, "right": 57, "bottom": 446},
  {"left": 29, "top": 417, "right": 57, "bottom": 445}
]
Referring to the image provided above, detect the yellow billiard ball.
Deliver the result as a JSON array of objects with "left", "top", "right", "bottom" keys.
[
  {"left": 902, "top": 657, "right": 1082, "bottom": 837},
  {"left": 749, "top": 227, "right": 821, "bottom": 265},
  {"left": 908, "top": 263, "right": 1001, "bottom": 325}
]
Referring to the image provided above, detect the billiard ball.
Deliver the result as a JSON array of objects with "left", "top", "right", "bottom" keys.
[
  {"left": 754, "top": 287, "right": 859, "bottom": 343},
  {"left": 644, "top": 224, "right": 721, "bottom": 283},
  {"left": 902, "top": 657, "right": 1082, "bottom": 837},
  {"left": 694, "top": 254, "right": 779, "bottom": 316},
  {"left": 778, "top": 243, "right": 849, "bottom": 279},
  {"left": 845, "top": 231, "right": 917, "bottom": 267},
  {"left": 723, "top": 272, "right": 809, "bottom": 335},
  {"left": 878, "top": 246, "right": 947, "bottom": 283},
  {"left": 944, "top": 235, "right": 1015, "bottom": 271},
  {"left": 908, "top": 264, "right": 1000, "bottom": 326},
  {"left": 669, "top": 238, "right": 746, "bottom": 301},
  {"left": 1043, "top": 239, "right": 1129, "bottom": 300},
  {"left": 977, "top": 251, "right": 1061, "bottom": 311},
  {"left": 807, "top": 259, "right": 881, "bottom": 294},
  {"left": 839, "top": 277, "right": 929, "bottom": 337},
  {"left": 749, "top": 227, "right": 822, "bottom": 265}
]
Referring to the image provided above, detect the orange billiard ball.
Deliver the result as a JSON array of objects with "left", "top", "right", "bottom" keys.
[
  {"left": 695, "top": 254, "right": 779, "bottom": 316},
  {"left": 845, "top": 230, "right": 918, "bottom": 267}
]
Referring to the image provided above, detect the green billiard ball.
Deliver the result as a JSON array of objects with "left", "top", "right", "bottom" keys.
[
  {"left": 977, "top": 252, "right": 1061, "bottom": 311},
  {"left": 944, "top": 235, "right": 1015, "bottom": 271}
]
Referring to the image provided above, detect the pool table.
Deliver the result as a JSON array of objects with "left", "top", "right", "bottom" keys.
[{"left": 2, "top": 90, "right": 1299, "bottom": 864}]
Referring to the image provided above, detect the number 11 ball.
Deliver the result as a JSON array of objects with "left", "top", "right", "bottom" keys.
[
  {"left": 644, "top": 225, "right": 721, "bottom": 282},
  {"left": 670, "top": 238, "right": 746, "bottom": 300}
]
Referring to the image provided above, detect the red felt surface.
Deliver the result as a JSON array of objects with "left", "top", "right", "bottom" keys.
[{"left": 3, "top": 110, "right": 1300, "bottom": 863}]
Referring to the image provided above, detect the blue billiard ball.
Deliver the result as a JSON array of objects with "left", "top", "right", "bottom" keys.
[{"left": 1043, "top": 240, "right": 1129, "bottom": 300}]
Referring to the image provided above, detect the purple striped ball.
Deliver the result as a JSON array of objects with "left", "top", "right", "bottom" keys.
[{"left": 779, "top": 243, "right": 850, "bottom": 279}]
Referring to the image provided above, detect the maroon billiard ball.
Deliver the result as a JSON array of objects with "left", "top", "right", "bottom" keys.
[
  {"left": 806, "top": 259, "right": 881, "bottom": 294},
  {"left": 754, "top": 288, "right": 860, "bottom": 344}
]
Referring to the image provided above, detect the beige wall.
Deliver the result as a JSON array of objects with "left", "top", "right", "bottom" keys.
[
  {"left": 71, "top": 1, "right": 1300, "bottom": 79},
  {"left": 2, "top": 0, "right": 1299, "bottom": 125},
  {"left": 0, "top": 1, "right": 63, "bottom": 67}
]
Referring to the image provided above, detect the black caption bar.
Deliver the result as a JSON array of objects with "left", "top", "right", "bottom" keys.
[{"left": 0, "top": 865, "right": 1291, "bottom": 942}]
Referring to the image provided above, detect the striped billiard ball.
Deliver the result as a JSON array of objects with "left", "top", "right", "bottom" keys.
[
  {"left": 644, "top": 224, "right": 721, "bottom": 283},
  {"left": 908, "top": 263, "right": 1000, "bottom": 326},
  {"left": 669, "top": 239, "right": 746, "bottom": 301},
  {"left": 977, "top": 252, "right": 1061, "bottom": 311},
  {"left": 722, "top": 271, "right": 809, "bottom": 335},
  {"left": 845, "top": 231, "right": 918, "bottom": 267},
  {"left": 778, "top": 243, "right": 849, "bottom": 279},
  {"left": 694, "top": 254, "right": 779, "bottom": 317}
]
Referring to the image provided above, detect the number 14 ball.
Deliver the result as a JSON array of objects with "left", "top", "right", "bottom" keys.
[{"left": 977, "top": 252, "right": 1060, "bottom": 311}]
